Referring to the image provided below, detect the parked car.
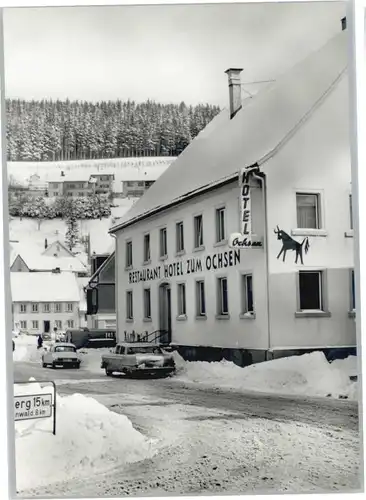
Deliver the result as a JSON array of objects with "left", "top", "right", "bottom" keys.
[
  {"left": 42, "top": 342, "right": 81, "bottom": 369},
  {"left": 101, "top": 343, "right": 176, "bottom": 378}
]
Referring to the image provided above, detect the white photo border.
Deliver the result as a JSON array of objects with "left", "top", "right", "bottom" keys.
[{"left": 0, "top": 1, "right": 365, "bottom": 500}]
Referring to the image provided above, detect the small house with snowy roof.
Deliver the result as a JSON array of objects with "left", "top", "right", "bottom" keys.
[
  {"left": 109, "top": 22, "right": 356, "bottom": 365},
  {"left": 11, "top": 272, "right": 81, "bottom": 334}
]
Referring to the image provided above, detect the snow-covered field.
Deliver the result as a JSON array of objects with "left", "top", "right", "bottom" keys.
[
  {"left": 14, "top": 335, "right": 359, "bottom": 401},
  {"left": 14, "top": 380, "right": 155, "bottom": 491}
]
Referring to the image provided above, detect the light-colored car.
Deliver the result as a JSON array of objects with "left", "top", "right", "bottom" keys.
[
  {"left": 101, "top": 342, "right": 176, "bottom": 377},
  {"left": 42, "top": 342, "right": 81, "bottom": 369}
]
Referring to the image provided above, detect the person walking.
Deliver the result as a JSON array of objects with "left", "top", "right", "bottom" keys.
[{"left": 37, "top": 334, "right": 43, "bottom": 350}]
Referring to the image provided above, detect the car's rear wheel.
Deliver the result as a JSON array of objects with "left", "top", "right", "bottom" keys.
[
  {"left": 42, "top": 362, "right": 47, "bottom": 368},
  {"left": 105, "top": 368, "right": 113, "bottom": 376}
]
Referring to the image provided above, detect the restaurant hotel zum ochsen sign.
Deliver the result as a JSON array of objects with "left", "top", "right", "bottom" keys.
[{"left": 129, "top": 169, "right": 262, "bottom": 285}]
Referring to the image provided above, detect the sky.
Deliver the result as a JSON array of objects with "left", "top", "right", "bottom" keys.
[{"left": 3, "top": 2, "right": 346, "bottom": 107}]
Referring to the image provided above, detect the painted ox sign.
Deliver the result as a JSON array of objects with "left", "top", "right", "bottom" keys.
[{"left": 274, "top": 226, "right": 310, "bottom": 264}]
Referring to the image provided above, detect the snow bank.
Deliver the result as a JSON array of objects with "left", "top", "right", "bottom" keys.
[
  {"left": 15, "top": 380, "right": 155, "bottom": 491},
  {"left": 13, "top": 335, "right": 44, "bottom": 363},
  {"left": 173, "top": 351, "right": 359, "bottom": 401}
]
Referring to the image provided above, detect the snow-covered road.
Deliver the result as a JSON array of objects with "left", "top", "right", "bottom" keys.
[{"left": 14, "top": 361, "right": 361, "bottom": 497}]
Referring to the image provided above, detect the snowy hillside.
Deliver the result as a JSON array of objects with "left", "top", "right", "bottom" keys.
[{"left": 8, "top": 157, "right": 176, "bottom": 188}]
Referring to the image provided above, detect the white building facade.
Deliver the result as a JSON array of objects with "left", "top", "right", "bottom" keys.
[
  {"left": 110, "top": 27, "right": 356, "bottom": 364},
  {"left": 11, "top": 272, "right": 81, "bottom": 334}
]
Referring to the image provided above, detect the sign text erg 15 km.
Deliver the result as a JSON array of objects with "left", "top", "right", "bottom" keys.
[{"left": 14, "top": 393, "right": 53, "bottom": 421}]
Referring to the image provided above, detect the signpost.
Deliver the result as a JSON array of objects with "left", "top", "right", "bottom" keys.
[{"left": 14, "top": 380, "right": 57, "bottom": 435}]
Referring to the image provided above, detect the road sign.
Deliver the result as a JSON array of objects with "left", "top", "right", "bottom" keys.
[
  {"left": 14, "top": 380, "right": 57, "bottom": 435},
  {"left": 14, "top": 393, "right": 53, "bottom": 421}
]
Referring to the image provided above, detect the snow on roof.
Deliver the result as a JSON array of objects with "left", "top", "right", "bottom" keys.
[
  {"left": 11, "top": 242, "right": 87, "bottom": 272},
  {"left": 111, "top": 30, "right": 347, "bottom": 232},
  {"left": 48, "top": 171, "right": 93, "bottom": 183},
  {"left": 11, "top": 272, "right": 81, "bottom": 302},
  {"left": 113, "top": 165, "right": 169, "bottom": 184},
  {"left": 87, "top": 217, "right": 116, "bottom": 255}
]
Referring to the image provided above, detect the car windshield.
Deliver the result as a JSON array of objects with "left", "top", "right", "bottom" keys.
[
  {"left": 127, "top": 346, "right": 162, "bottom": 355},
  {"left": 54, "top": 346, "right": 76, "bottom": 353}
]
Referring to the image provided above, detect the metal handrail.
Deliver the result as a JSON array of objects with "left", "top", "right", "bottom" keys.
[{"left": 124, "top": 329, "right": 170, "bottom": 344}]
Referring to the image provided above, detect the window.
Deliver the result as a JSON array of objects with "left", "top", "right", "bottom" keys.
[
  {"left": 241, "top": 274, "right": 254, "bottom": 314},
  {"left": 126, "top": 291, "right": 133, "bottom": 320},
  {"left": 299, "top": 271, "right": 324, "bottom": 311},
  {"left": 177, "top": 283, "right": 186, "bottom": 316},
  {"left": 52, "top": 192, "right": 58, "bottom": 197},
  {"left": 20, "top": 304, "right": 27, "bottom": 313},
  {"left": 296, "top": 193, "right": 320, "bottom": 229},
  {"left": 351, "top": 270, "right": 355, "bottom": 311},
  {"left": 143, "top": 233, "right": 151, "bottom": 263},
  {"left": 196, "top": 280, "right": 206, "bottom": 317},
  {"left": 176, "top": 222, "right": 184, "bottom": 253},
  {"left": 32, "top": 320, "right": 39, "bottom": 329},
  {"left": 55, "top": 320, "right": 62, "bottom": 329},
  {"left": 217, "top": 277, "right": 229, "bottom": 316},
  {"left": 67, "top": 320, "right": 74, "bottom": 328},
  {"left": 160, "top": 228, "right": 167, "bottom": 257},
  {"left": 32, "top": 303, "right": 38, "bottom": 313},
  {"left": 55, "top": 303, "right": 62, "bottom": 313},
  {"left": 43, "top": 303, "right": 50, "bottom": 313},
  {"left": 143, "top": 288, "right": 151, "bottom": 319},
  {"left": 66, "top": 303, "right": 73, "bottom": 313},
  {"left": 194, "top": 215, "right": 204, "bottom": 248},
  {"left": 349, "top": 194, "right": 353, "bottom": 230},
  {"left": 216, "top": 207, "right": 226, "bottom": 243},
  {"left": 78, "top": 192, "right": 84, "bottom": 197},
  {"left": 126, "top": 240, "right": 133, "bottom": 268},
  {"left": 20, "top": 321, "right": 27, "bottom": 329}
]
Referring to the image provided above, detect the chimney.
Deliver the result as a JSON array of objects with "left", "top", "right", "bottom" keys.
[
  {"left": 225, "top": 68, "right": 243, "bottom": 119},
  {"left": 341, "top": 17, "right": 347, "bottom": 31}
]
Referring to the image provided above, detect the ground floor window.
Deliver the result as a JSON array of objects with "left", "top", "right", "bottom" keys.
[
  {"left": 177, "top": 283, "right": 186, "bottom": 316},
  {"left": 217, "top": 277, "right": 229, "bottom": 316},
  {"left": 299, "top": 271, "right": 324, "bottom": 310},
  {"left": 126, "top": 290, "right": 133, "bottom": 320},
  {"left": 196, "top": 280, "right": 206, "bottom": 317},
  {"left": 20, "top": 320, "right": 27, "bottom": 329},
  {"left": 32, "top": 320, "right": 39, "bottom": 329},
  {"left": 241, "top": 274, "right": 254, "bottom": 314},
  {"left": 55, "top": 320, "right": 62, "bottom": 329},
  {"left": 143, "top": 288, "right": 151, "bottom": 319},
  {"left": 67, "top": 320, "right": 74, "bottom": 328}
]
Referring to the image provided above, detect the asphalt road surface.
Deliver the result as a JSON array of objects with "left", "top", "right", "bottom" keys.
[{"left": 14, "top": 361, "right": 362, "bottom": 497}]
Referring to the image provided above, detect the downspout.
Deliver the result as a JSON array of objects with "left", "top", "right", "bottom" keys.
[
  {"left": 110, "top": 233, "right": 118, "bottom": 340},
  {"left": 251, "top": 168, "right": 272, "bottom": 359}
]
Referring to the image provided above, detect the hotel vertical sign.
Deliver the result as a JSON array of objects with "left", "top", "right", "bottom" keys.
[
  {"left": 240, "top": 168, "right": 252, "bottom": 238},
  {"left": 229, "top": 168, "right": 263, "bottom": 249}
]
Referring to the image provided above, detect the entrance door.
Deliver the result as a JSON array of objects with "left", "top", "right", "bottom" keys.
[
  {"left": 159, "top": 283, "right": 172, "bottom": 344},
  {"left": 44, "top": 320, "right": 50, "bottom": 333}
]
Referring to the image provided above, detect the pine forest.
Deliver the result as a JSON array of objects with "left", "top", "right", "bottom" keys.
[{"left": 6, "top": 99, "right": 221, "bottom": 162}]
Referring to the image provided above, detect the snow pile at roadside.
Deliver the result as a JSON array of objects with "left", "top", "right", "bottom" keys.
[
  {"left": 172, "top": 351, "right": 359, "bottom": 400},
  {"left": 15, "top": 380, "right": 155, "bottom": 491},
  {"left": 13, "top": 335, "right": 49, "bottom": 363}
]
